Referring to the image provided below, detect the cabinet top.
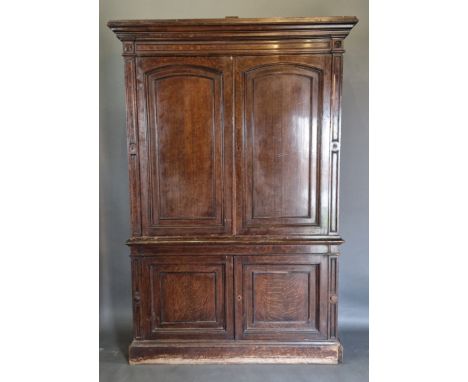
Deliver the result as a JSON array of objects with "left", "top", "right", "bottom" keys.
[
  {"left": 108, "top": 16, "right": 358, "bottom": 27},
  {"left": 108, "top": 16, "right": 358, "bottom": 42}
]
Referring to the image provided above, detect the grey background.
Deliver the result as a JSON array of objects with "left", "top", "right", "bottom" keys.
[{"left": 100, "top": 0, "right": 368, "bottom": 380}]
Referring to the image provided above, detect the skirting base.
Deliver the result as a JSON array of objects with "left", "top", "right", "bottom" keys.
[{"left": 129, "top": 340, "right": 343, "bottom": 365}]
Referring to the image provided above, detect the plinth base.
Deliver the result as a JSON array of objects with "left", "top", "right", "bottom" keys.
[{"left": 129, "top": 340, "right": 343, "bottom": 365}]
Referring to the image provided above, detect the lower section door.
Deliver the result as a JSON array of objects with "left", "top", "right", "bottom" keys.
[
  {"left": 138, "top": 253, "right": 329, "bottom": 341},
  {"left": 234, "top": 255, "right": 329, "bottom": 341},
  {"left": 140, "top": 255, "right": 234, "bottom": 339}
]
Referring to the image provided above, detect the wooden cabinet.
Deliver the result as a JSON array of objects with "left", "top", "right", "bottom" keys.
[{"left": 109, "top": 16, "right": 357, "bottom": 364}]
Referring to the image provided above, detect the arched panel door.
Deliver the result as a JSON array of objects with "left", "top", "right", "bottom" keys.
[
  {"left": 235, "top": 56, "right": 332, "bottom": 236},
  {"left": 137, "top": 57, "right": 233, "bottom": 236}
]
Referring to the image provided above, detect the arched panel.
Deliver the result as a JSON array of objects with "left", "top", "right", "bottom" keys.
[
  {"left": 149, "top": 67, "right": 218, "bottom": 221},
  {"left": 139, "top": 59, "right": 232, "bottom": 235},
  {"left": 236, "top": 60, "right": 325, "bottom": 235}
]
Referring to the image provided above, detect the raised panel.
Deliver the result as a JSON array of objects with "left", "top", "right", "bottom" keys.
[
  {"left": 160, "top": 272, "right": 217, "bottom": 323},
  {"left": 235, "top": 56, "right": 332, "bottom": 236},
  {"left": 253, "top": 270, "right": 311, "bottom": 323},
  {"left": 140, "top": 255, "right": 233, "bottom": 340},
  {"left": 155, "top": 75, "right": 216, "bottom": 220},
  {"left": 250, "top": 71, "right": 314, "bottom": 219},
  {"left": 137, "top": 57, "right": 233, "bottom": 236},
  {"left": 235, "top": 255, "right": 328, "bottom": 340}
]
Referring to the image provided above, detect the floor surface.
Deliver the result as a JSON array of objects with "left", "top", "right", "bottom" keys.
[{"left": 99, "top": 327, "right": 368, "bottom": 382}]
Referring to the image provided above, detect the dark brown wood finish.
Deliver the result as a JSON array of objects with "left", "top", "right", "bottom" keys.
[
  {"left": 136, "top": 56, "right": 233, "bottom": 236},
  {"left": 140, "top": 255, "right": 233, "bottom": 339},
  {"left": 108, "top": 16, "right": 357, "bottom": 364},
  {"left": 129, "top": 340, "right": 342, "bottom": 364},
  {"left": 234, "top": 55, "right": 331, "bottom": 235},
  {"left": 234, "top": 255, "right": 328, "bottom": 341}
]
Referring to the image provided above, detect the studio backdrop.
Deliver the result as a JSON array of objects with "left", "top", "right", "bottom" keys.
[{"left": 99, "top": 0, "right": 368, "bottom": 337}]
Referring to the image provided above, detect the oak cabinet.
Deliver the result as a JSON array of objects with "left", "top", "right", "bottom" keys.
[{"left": 109, "top": 16, "right": 357, "bottom": 364}]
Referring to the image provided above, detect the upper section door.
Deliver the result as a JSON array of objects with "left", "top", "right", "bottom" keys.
[
  {"left": 136, "top": 57, "right": 233, "bottom": 236},
  {"left": 234, "top": 55, "right": 332, "bottom": 236}
]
